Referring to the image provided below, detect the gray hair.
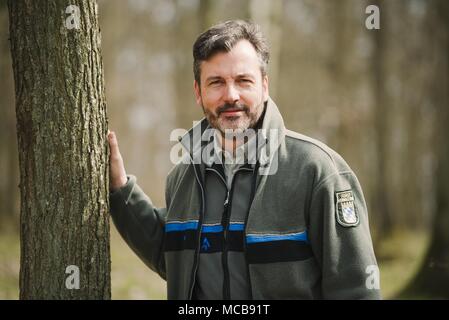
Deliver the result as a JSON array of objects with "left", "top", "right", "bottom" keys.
[{"left": 193, "top": 20, "right": 270, "bottom": 84}]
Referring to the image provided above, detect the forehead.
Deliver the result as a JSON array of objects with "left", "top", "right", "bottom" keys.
[{"left": 200, "top": 40, "right": 261, "bottom": 79}]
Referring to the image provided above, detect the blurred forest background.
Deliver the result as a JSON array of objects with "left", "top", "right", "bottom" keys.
[{"left": 1, "top": 0, "right": 448, "bottom": 299}]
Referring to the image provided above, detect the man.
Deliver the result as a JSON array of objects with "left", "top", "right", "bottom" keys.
[{"left": 108, "top": 20, "right": 381, "bottom": 300}]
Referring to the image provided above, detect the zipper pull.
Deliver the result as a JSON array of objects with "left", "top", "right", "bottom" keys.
[{"left": 224, "top": 190, "right": 230, "bottom": 206}]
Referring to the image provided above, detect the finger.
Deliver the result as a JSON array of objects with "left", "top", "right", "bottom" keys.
[{"left": 108, "top": 131, "right": 120, "bottom": 154}]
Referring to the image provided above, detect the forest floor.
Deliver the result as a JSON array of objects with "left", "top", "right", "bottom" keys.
[{"left": 0, "top": 223, "right": 429, "bottom": 300}]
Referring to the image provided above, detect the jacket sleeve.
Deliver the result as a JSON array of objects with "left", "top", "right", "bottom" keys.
[
  {"left": 110, "top": 174, "right": 167, "bottom": 280},
  {"left": 308, "top": 171, "right": 381, "bottom": 299}
]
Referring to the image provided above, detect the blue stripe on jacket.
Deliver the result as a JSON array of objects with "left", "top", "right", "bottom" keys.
[{"left": 246, "top": 231, "right": 309, "bottom": 244}]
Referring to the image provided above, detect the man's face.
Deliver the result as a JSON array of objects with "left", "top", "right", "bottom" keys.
[{"left": 194, "top": 40, "right": 269, "bottom": 134}]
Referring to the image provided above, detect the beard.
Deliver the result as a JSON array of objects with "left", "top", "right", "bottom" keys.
[{"left": 202, "top": 100, "right": 264, "bottom": 135}]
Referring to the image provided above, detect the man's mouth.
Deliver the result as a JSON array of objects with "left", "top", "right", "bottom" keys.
[{"left": 221, "top": 109, "right": 244, "bottom": 116}]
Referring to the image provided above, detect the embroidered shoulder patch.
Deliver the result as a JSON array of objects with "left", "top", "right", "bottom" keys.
[{"left": 335, "top": 190, "right": 359, "bottom": 227}]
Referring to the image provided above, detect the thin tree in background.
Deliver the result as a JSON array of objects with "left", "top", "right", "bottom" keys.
[
  {"left": 0, "top": 1, "right": 19, "bottom": 228},
  {"left": 248, "top": 0, "right": 283, "bottom": 100},
  {"left": 371, "top": 0, "right": 394, "bottom": 239},
  {"left": 401, "top": 0, "right": 449, "bottom": 299},
  {"left": 8, "top": 0, "right": 110, "bottom": 299},
  {"left": 199, "top": 0, "right": 218, "bottom": 33}
]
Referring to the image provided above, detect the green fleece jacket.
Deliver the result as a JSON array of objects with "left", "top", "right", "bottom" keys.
[{"left": 110, "top": 97, "right": 381, "bottom": 300}]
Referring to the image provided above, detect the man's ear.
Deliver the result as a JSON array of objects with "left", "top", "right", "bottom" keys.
[
  {"left": 193, "top": 80, "right": 202, "bottom": 106},
  {"left": 262, "top": 75, "right": 269, "bottom": 102}
]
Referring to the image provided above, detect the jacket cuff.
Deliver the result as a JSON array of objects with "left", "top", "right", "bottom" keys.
[{"left": 110, "top": 174, "right": 137, "bottom": 205}]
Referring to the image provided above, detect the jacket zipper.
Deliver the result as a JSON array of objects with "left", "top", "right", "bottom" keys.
[
  {"left": 243, "top": 162, "right": 260, "bottom": 300},
  {"left": 222, "top": 188, "right": 231, "bottom": 300},
  {"left": 188, "top": 163, "right": 206, "bottom": 300},
  {"left": 209, "top": 166, "right": 252, "bottom": 300}
]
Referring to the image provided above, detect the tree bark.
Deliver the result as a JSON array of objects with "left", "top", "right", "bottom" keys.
[{"left": 8, "top": 0, "right": 110, "bottom": 299}]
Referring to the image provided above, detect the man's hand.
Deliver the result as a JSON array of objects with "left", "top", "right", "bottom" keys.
[{"left": 108, "top": 130, "right": 128, "bottom": 192}]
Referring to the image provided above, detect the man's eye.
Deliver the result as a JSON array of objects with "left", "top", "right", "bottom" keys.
[
  {"left": 239, "top": 79, "right": 252, "bottom": 83},
  {"left": 209, "top": 80, "right": 222, "bottom": 86}
]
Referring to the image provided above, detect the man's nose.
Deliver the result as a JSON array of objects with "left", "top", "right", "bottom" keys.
[{"left": 223, "top": 84, "right": 240, "bottom": 104}]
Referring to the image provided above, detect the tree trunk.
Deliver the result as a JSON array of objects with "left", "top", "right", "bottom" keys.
[{"left": 8, "top": 0, "right": 110, "bottom": 299}]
